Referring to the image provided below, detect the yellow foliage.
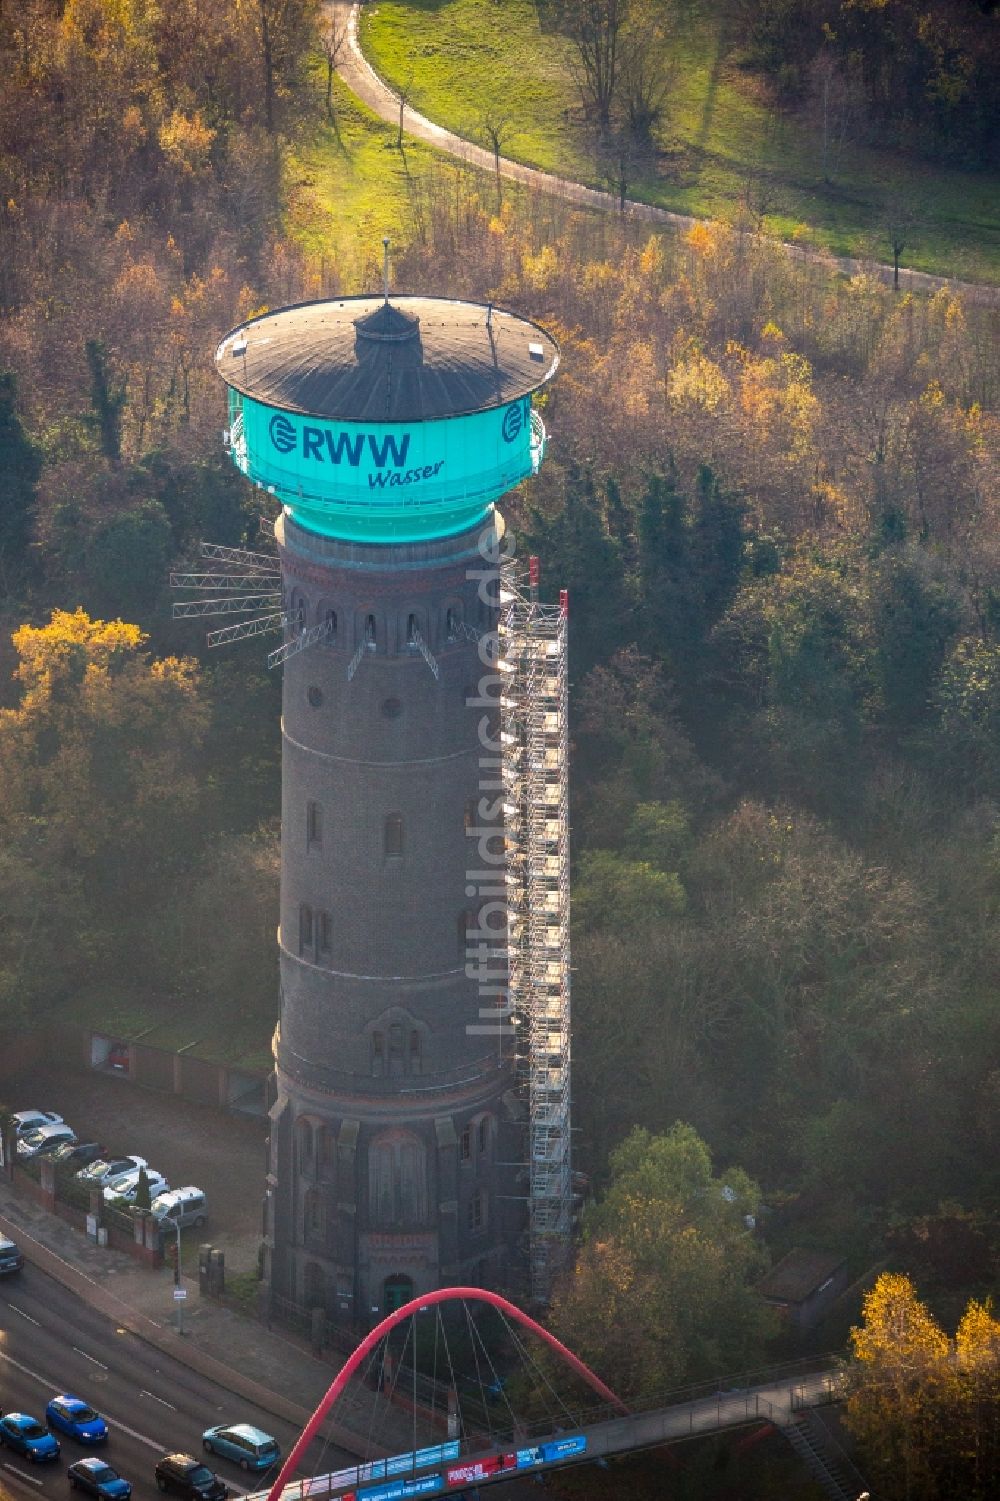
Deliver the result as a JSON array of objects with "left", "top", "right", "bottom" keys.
[
  {"left": 667, "top": 347, "right": 730, "bottom": 411},
  {"left": 159, "top": 110, "right": 214, "bottom": 176},
  {"left": 522, "top": 243, "right": 559, "bottom": 292}
]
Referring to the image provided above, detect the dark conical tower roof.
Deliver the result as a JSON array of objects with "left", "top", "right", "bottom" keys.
[{"left": 216, "top": 295, "right": 559, "bottom": 424}]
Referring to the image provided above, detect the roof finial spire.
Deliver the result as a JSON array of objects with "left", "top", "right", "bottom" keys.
[{"left": 382, "top": 237, "right": 390, "bottom": 304}]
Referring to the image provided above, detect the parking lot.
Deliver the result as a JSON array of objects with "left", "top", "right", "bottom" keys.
[{"left": 3, "top": 1060, "right": 268, "bottom": 1272}]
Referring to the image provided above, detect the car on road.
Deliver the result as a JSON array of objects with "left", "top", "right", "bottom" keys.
[
  {"left": 0, "top": 1234, "right": 24, "bottom": 1275},
  {"left": 68, "top": 1458, "right": 133, "bottom": 1498},
  {"left": 76, "top": 1156, "right": 148, "bottom": 1189},
  {"left": 201, "top": 1424, "right": 280, "bottom": 1472},
  {"left": 154, "top": 1453, "right": 228, "bottom": 1500},
  {"left": 51, "top": 1140, "right": 105, "bottom": 1170},
  {"left": 45, "top": 1395, "right": 109, "bottom": 1444},
  {"left": 11, "top": 1110, "right": 63, "bottom": 1138},
  {"left": 16, "top": 1122, "right": 77, "bottom": 1158},
  {"left": 103, "top": 1169, "right": 169, "bottom": 1205},
  {"left": 0, "top": 1412, "right": 61, "bottom": 1462}
]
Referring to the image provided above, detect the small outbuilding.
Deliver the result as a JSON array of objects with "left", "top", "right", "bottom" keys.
[{"left": 757, "top": 1248, "right": 849, "bottom": 1330}]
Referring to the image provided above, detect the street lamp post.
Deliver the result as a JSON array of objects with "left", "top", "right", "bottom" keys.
[{"left": 172, "top": 1219, "right": 185, "bottom": 1336}]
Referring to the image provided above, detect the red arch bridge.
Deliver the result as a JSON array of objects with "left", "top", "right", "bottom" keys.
[{"left": 245, "top": 1288, "right": 853, "bottom": 1501}]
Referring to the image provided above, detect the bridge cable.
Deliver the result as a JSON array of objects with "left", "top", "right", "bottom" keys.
[
  {"left": 465, "top": 1301, "right": 521, "bottom": 1442},
  {"left": 436, "top": 1305, "right": 465, "bottom": 1444},
  {"left": 462, "top": 1300, "right": 495, "bottom": 1447},
  {"left": 497, "top": 1308, "right": 580, "bottom": 1430}
]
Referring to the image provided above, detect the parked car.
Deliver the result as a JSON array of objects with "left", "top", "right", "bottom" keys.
[
  {"left": 201, "top": 1425, "right": 280, "bottom": 1472},
  {"left": 45, "top": 1396, "right": 108, "bottom": 1444},
  {"left": 17, "top": 1123, "right": 77, "bottom": 1158},
  {"left": 103, "top": 1169, "right": 168, "bottom": 1206},
  {"left": 150, "top": 1188, "right": 207, "bottom": 1231},
  {"left": 11, "top": 1110, "right": 63, "bottom": 1139},
  {"left": 68, "top": 1458, "right": 133, "bottom": 1499},
  {"left": 76, "top": 1156, "right": 148, "bottom": 1189},
  {"left": 0, "top": 1234, "right": 24, "bottom": 1275},
  {"left": 51, "top": 1140, "right": 105, "bottom": 1170},
  {"left": 0, "top": 1413, "right": 61, "bottom": 1462},
  {"left": 154, "top": 1454, "right": 227, "bottom": 1500}
]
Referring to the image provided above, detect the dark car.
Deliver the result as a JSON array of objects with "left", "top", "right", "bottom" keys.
[
  {"left": 0, "top": 1412, "right": 60, "bottom": 1462},
  {"left": 68, "top": 1458, "right": 133, "bottom": 1499},
  {"left": 45, "top": 1395, "right": 108, "bottom": 1444},
  {"left": 154, "top": 1454, "right": 227, "bottom": 1501},
  {"left": 51, "top": 1141, "right": 105, "bottom": 1170},
  {"left": 0, "top": 1234, "right": 24, "bottom": 1275}
]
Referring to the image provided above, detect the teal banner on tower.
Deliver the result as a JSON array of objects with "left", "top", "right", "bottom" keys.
[{"left": 232, "top": 394, "right": 540, "bottom": 542}]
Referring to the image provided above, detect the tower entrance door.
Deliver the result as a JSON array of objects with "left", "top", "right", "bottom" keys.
[{"left": 383, "top": 1274, "right": 413, "bottom": 1313}]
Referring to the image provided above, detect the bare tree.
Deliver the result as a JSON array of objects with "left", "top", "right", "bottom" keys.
[
  {"left": 807, "top": 47, "right": 862, "bottom": 183},
  {"left": 396, "top": 69, "right": 414, "bottom": 149},
  {"left": 617, "top": 1, "right": 673, "bottom": 144},
  {"left": 561, "top": 0, "right": 628, "bottom": 131},
  {"left": 478, "top": 106, "right": 514, "bottom": 209},
  {"left": 318, "top": 15, "right": 347, "bottom": 123},
  {"left": 883, "top": 194, "right": 918, "bottom": 291}
]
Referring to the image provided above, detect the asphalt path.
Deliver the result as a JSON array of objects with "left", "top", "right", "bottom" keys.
[{"left": 0, "top": 1267, "right": 355, "bottom": 1501}]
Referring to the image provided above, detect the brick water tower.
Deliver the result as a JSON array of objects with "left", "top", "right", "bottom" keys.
[{"left": 207, "top": 280, "right": 564, "bottom": 1321}]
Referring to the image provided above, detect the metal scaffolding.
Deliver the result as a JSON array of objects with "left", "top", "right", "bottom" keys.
[{"left": 499, "top": 557, "right": 572, "bottom": 1306}]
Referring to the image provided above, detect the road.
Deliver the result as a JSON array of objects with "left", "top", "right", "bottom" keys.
[{"left": 0, "top": 1267, "right": 354, "bottom": 1501}]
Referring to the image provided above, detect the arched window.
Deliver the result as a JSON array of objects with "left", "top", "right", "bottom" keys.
[
  {"left": 369, "top": 1132, "right": 427, "bottom": 1226},
  {"left": 299, "top": 903, "right": 313, "bottom": 954},
  {"left": 477, "top": 1115, "right": 491, "bottom": 1156},
  {"left": 317, "top": 910, "right": 332, "bottom": 956},
  {"left": 409, "top": 1030, "right": 422, "bottom": 1075},
  {"left": 365, "top": 614, "right": 377, "bottom": 650},
  {"left": 306, "top": 801, "right": 322, "bottom": 850},
  {"left": 457, "top": 909, "right": 473, "bottom": 955},
  {"left": 388, "top": 1023, "right": 405, "bottom": 1078},
  {"left": 371, "top": 1031, "right": 385, "bottom": 1077},
  {"left": 304, "top": 1186, "right": 324, "bottom": 1238},
  {"left": 384, "top": 813, "right": 404, "bottom": 857},
  {"left": 290, "top": 595, "right": 305, "bottom": 636},
  {"left": 325, "top": 609, "right": 338, "bottom": 646},
  {"left": 445, "top": 607, "right": 460, "bottom": 641},
  {"left": 459, "top": 1125, "right": 472, "bottom": 1163},
  {"left": 406, "top": 613, "right": 418, "bottom": 648},
  {"left": 296, "top": 1117, "right": 315, "bottom": 1177}
]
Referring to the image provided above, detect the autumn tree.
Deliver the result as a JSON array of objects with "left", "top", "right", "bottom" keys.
[
  {"left": 549, "top": 1125, "right": 773, "bottom": 1398},
  {"left": 0, "top": 372, "right": 41, "bottom": 579}
]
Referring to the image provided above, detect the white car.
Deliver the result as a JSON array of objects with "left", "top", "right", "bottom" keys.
[
  {"left": 16, "top": 1123, "right": 77, "bottom": 1158},
  {"left": 12, "top": 1110, "right": 63, "bottom": 1139},
  {"left": 76, "top": 1155, "right": 148, "bottom": 1189},
  {"left": 102, "top": 1169, "right": 169, "bottom": 1205}
]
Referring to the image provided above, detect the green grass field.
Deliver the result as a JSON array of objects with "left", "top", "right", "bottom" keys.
[{"left": 360, "top": 0, "right": 1000, "bottom": 283}]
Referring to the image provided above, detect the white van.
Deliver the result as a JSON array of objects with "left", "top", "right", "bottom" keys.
[{"left": 150, "top": 1186, "right": 207, "bottom": 1229}]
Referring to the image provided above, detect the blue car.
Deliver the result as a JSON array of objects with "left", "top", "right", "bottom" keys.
[
  {"left": 68, "top": 1458, "right": 133, "bottom": 1499},
  {"left": 46, "top": 1395, "right": 108, "bottom": 1444},
  {"left": 201, "top": 1425, "right": 280, "bottom": 1472},
  {"left": 0, "top": 1412, "right": 61, "bottom": 1462}
]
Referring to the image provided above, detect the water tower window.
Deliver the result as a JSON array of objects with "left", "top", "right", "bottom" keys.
[
  {"left": 384, "top": 813, "right": 404, "bottom": 857},
  {"left": 306, "top": 801, "right": 322, "bottom": 851},
  {"left": 365, "top": 614, "right": 377, "bottom": 650},
  {"left": 457, "top": 909, "right": 472, "bottom": 955},
  {"left": 409, "top": 1030, "right": 421, "bottom": 1075},
  {"left": 459, "top": 1125, "right": 472, "bottom": 1163},
  {"left": 293, "top": 599, "right": 305, "bottom": 635},
  {"left": 381, "top": 697, "right": 402, "bottom": 720},
  {"left": 325, "top": 610, "right": 337, "bottom": 646},
  {"left": 307, "top": 686, "right": 323, "bottom": 708},
  {"left": 477, "top": 1116, "right": 490, "bottom": 1155},
  {"left": 445, "top": 607, "right": 459, "bottom": 641},
  {"left": 467, "top": 1189, "right": 486, "bottom": 1233},
  {"left": 299, "top": 903, "right": 313, "bottom": 954},
  {"left": 371, "top": 1031, "right": 385, "bottom": 1076},
  {"left": 464, "top": 798, "right": 477, "bottom": 832},
  {"left": 406, "top": 614, "right": 418, "bottom": 649},
  {"left": 317, "top": 911, "right": 332, "bottom": 956},
  {"left": 388, "top": 1024, "right": 405, "bottom": 1078}
]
